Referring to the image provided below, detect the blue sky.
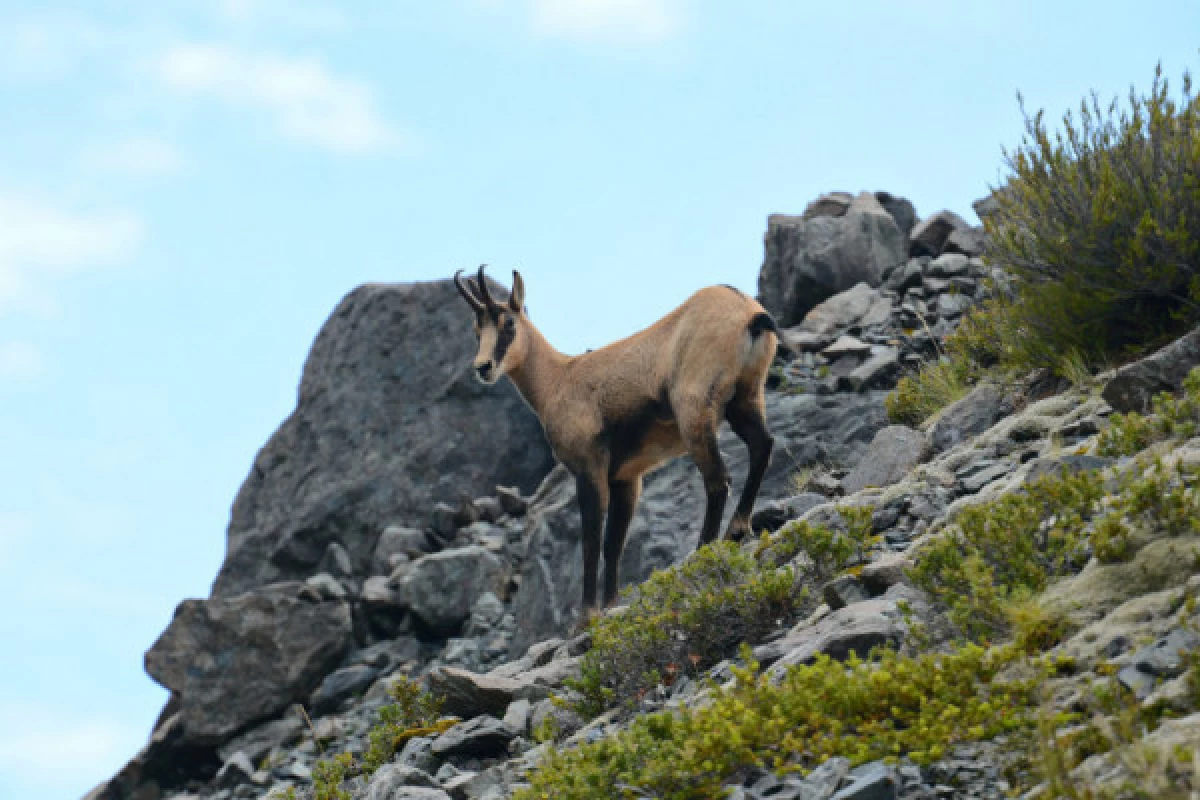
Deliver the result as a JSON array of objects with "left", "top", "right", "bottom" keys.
[{"left": 0, "top": 2, "right": 1197, "bottom": 798}]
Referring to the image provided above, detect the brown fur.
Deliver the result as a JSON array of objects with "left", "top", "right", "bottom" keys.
[{"left": 455, "top": 268, "right": 776, "bottom": 610}]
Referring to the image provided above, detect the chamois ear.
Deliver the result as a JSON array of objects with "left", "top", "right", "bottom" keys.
[{"left": 509, "top": 270, "right": 525, "bottom": 313}]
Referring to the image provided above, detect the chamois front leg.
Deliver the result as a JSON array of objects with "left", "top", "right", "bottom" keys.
[
  {"left": 575, "top": 471, "right": 610, "bottom": 611},
  {"left": 602, "top": 476, "right": 642, "bottom": 606}
]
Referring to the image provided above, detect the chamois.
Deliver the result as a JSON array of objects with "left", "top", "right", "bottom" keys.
[{"left": 454, "top": 265, "right": 778, "bottom": 610}]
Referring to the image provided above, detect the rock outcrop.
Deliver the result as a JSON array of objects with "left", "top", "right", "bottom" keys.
[{"left": 213, "top": 280, "right": 555, "bottom": 598}]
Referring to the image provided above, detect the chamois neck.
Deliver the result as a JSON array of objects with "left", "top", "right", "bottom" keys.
[{"left": 505, "top": 321, "right": 569, "bottom": 417}]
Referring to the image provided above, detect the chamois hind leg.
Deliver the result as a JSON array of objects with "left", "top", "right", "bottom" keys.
[
  {"left": 602, "top": 476, "right": 641, "bottom": 606},
  {"left": 575, "top": 470, "right": 610, "bottom": 612},
  {"left": 725, "top": 390, "right": 774, "bottom": 541},
  {"left": 680, "top": 407, "right": 730, "bottom": 549}
]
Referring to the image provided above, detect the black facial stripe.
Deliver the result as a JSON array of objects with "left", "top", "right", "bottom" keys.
[{"left": 494, "top": 317, "right": 516, "bottom": 362}]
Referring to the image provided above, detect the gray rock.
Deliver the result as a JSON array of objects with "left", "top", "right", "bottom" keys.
[
  {"left": 960, "top": 462, "right": 1012, "bottom": 493},
  {"left": 399, "top": 546, "right": 507, "bottom": 636},
  {"left": 859, "top": 554, "right": 913, "bottom": 595},
  {"left": 529, "top": 699, "right": 584, "bottom": 741},
  {"left": 397, "top": 736, "right": 439, "bottom": 774},
  {"left": 365, "top": 763, "right": 441, "bottom": 799},
  {"left": 874, "top": 192, "right": 918, "bottom": 237},
  {"left": 510, "top": 391, "right": 890, "bottom": 653},
  {"left": 374, "top": 526, "right": 432, "bottom": 573},
  {"left": 1025, "top": 454, "right": 1115, "bottom": 484},
  {"left": 832, "top": 761, "right": 898, "bottom": 800},
  {"left": 309, "top": 664, "right": 378, "bottom": 714},
  {"left": 842, "top": 425, "right": 927, "bottom": 494},
  {"left": 909, "top": 210, "right": 969, "bottom": 258},
  {"left": 885, "top": 259, "right": 925, "bottom": 293},
  {"left": 503, "top": 698, "right": 532, "bottom": 735},
  {"left": 759, "top": 210, "right": 907, "bottom": 326},
  {"left": 926, "top": 253, "right": 970, "bottom": 278},
  {"left": 750, "top": 493, "right": 828, "bottom": 533},
  {"left": 1102, "top": 325, "right": 1200, "bottom": 412},
  {"left": 802, "top": 191, "right": 854, "bottom": 219},
  {"left": 217, "top": 716, "right": 304, "bottom": 765},
  {"left": 935, "top": 293, "right": 973, "bottom": 319},
  {"left": 800, "top": 283, "right": 884, "bottom": 335},
  {"left": 214, "top": 752, "right": 255, "bottom": 789},
  {"left": 144, "top": 582, "right": 353, "bottom": 743},
  {"left": 210, "top": 279, "right": 555, "bottom": 599},
  {"left": 1133, "top": 628, "right": 1200, "bottom": 678},
  {"left": 942, "top": 227, "right": 987, "bottom": 257},
  {"left": 431, "top": 717, "right": 520, "bottom": 759},
  {"left": 846, "top": 347, "right": 900, "bottom": 392},
  {"left": 426, "top": 667, "right": 524, "bottom": 718},
  {"left": 758, "top": 586, "right": 927, "bottom": 677},
  {"left": 823, "top": 335, "right": 872, "bottom": 358},
  {"left": 928, "top": 384, "right": 1012, "bottom": 453},
  {"left": 823, "top": 575, "right": 870, "bottom": 610}
]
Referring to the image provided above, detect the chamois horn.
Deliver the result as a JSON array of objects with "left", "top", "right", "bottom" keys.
[
  {"left": 454, "top": 269, "right": 484, "bottom": 312},
  {"left": 473, "top": 264, "right": 497, "bottom": 309}
]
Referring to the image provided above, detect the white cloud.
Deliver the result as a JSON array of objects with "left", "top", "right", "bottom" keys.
[
  {"left": 87, "top": 136, "right": 184, "bottom": 176},
  {"left": 0, "top": 341, "right": 42, "bottom": 380},
  {"left": 0, "top": 705, "right": 144, "bottom": 795},
  {"left": 158, "top": 43, "right": 397, "bottom": 153},
  {"left": 530, "top": 0, "right": 682, "bottom": 44},
  {"left": 0, "top": 190, "right": 143, "bottom": 314}
]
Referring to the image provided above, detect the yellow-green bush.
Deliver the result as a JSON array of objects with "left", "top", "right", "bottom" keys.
[
  {"left": 756, "top": 505, "right": 876, "bottom": 578},
  {"left": 983, "top": 64, "right": 1200, "bottom": 370},
  {"left": 308, "top": 676, "right": 453, "bottom": 799},
  {"left": 1097, "top": 368, "right": 1200, "bottom": 457},
  {"left": 885, "top": 355, "right": 976, "bottom": 427},
  {"left": 568, "top": 542, "right": 807, "bottom": 716},
  {"left": 519, "top": 644, "right": 1037, "bottom": 800},
  {"left": 911, "top": 456, "right": 1200, "bottom": 642}
]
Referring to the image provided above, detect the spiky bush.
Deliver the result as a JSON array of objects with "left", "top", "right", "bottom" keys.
[
  {"left": 983, "top": 63, "right": 1200, "bottom": 369},
  {"left": 568, "top": 541, "right": 808, "bottom": 717}
]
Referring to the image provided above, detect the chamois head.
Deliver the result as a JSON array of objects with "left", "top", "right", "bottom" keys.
[{"left": 454, "top": 265, "right": 527, "bottom": 385}]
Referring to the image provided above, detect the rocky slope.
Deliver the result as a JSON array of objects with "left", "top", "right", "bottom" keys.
[{"left": 90, "top": 189, "right": 1200, "bottom": 800}]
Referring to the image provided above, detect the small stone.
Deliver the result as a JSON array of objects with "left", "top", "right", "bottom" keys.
[
  {"left": 310, "top": 664, "right": 379, "bottom": 714},
  {"left": 215, "top": 752, "right": 256, "bottom": 789},
  {"left": 832, "top": 761, "right": 898, "bottom": 800},
  {"left": 823, "top": 575, "right": 871, "bottom": 610}
]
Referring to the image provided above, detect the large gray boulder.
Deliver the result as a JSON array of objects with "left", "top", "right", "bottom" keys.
[
  {"left": 144, "top": 582, "right": 353, "bottom": 744},
  {"left": 211, "top": 279, "right": 555, "bottom": 598},
  {"left": 758, "top": 204, "right": 907, "bottom": 327},
  {"left": 1102, "top": 326, "right": 1200, "bottom": 412},
  {"left": 509, "top": 391, "right": 891, "bottom": 653}
]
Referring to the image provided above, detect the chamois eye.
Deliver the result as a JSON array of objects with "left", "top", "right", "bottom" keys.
[{"left": 504, "top": 316, "right": 516, "bottom": 332}]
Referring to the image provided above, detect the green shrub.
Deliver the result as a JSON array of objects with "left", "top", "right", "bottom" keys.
[
  {"left": 361, "top": 675, "right": 452, "bottom": 773},
  {"left": 519, "top": 643, "right": 1038, "bottom": 800},
  {"left": 886, "top": 355, "right": 976, "bottom": 426},
  {"left": 311, "top": 752, "right": 354, "bottom": 800},
  {"left": 911, "top": 469, "right": 1104, "bottom": 640},
  {"left": 1097, "top": 368, "right": 1200, "bottom": 457},
  {"left": 568, "top": 542, "right": 808, "bottom": 717},
  {"left": 983, "top": 63, "right": 1200, "bottom": 370},
  {"left": 912, "top": 454, "right": 1200, "bottom": 642},
  {"left": 756, "top": 505, "right": 876, "bottom": 579}
]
